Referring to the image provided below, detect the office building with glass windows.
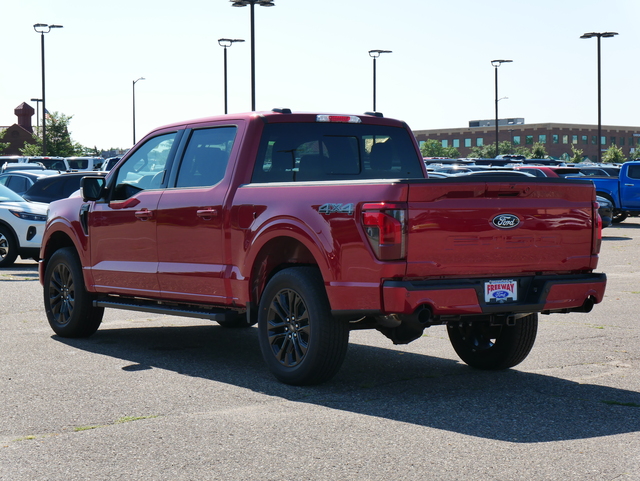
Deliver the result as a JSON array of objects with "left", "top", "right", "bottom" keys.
[{"left": 413, "top": 120, "right": 640, "bottom": 160}]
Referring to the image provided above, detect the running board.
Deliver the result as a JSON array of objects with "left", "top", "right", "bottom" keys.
[{"left": 93, "top": 298, "right": 238, "bottom": 322}]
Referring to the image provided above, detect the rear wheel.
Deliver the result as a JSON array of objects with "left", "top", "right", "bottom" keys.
[
  {"left": 0, "top": 226, "right": 18, "bottom": 268},
  {"left": 447, "top": 314, "right": 538, "bottom": 370},
  {"left": 258, "top": 267, "right": 349, "bottom": 385},
  {"left": 43, "top": 247, "right": 104, "bottom": 337}
]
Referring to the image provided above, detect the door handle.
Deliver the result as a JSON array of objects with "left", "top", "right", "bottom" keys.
[
  {"left": 197, "top": 208, "right": 218, "bottom": 220},
  {"left": 624, "top": 184, "right": 634, "bottom": 187},
  {"left": 134, "top": 208, "right": 153, "bottom": 221}
]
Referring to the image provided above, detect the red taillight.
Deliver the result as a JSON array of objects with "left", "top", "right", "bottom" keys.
[{"left": 361, "top": 202, "right": 407, "bottom": 260}]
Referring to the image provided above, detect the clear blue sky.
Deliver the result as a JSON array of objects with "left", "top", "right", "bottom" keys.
[{"left": 2, "top": 0, "right": 639, "bottom": 150}]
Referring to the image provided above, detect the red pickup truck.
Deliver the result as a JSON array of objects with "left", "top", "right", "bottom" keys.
[{"left": 39, "top": 110, "right": 607, "bottom": 385}]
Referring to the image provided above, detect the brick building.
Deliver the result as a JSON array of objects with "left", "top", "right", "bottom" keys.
[
  {"left": 413, "top": 120, "right": 640, "bottom": 160},
  {"left": 0, "top": 102, "right": 37, "bottom": 155}
]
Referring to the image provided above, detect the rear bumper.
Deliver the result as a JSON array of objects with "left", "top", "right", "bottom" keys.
[{"left": 382, "top": 273, "right": 607, "bottom": 316}]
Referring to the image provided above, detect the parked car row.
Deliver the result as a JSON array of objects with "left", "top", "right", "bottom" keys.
[
  {"left": 0, "top": 154, "right": 124, "bottom": 267},
  {"left": 0, "top": 167, "right": 110, "bottom": 267},
  {"left": 0, "top": 155, "right": 122, "bottom": 173},
  {"left": 425, "top": 158, "right": 621, "bottom": 178},
  {"left": 0, "top": 170, "right": 107, "bottom": 204}
]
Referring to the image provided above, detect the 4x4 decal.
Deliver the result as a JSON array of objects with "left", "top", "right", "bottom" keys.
[{"left": 318, "top": 203, "right": 355, "bottom": 215}]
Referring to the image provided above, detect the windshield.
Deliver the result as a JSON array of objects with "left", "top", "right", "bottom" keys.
[{"left": 0, "top": 184, "right": 26, "bottom": 203}]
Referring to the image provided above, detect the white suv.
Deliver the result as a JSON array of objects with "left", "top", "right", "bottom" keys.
[{"left": 0, "top": 184, "right": 48, "bottom": 267}]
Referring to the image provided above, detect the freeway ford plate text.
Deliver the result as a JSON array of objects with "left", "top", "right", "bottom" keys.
[{"left": 485, "top": 279, "right": 518, "bottom": 303}]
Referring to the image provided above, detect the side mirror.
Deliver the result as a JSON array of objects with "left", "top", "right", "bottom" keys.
[{"left": 81, "top": 176, "right": 106, "bottom": 201}]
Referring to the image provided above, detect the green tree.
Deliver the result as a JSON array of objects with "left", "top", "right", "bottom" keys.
[
  {"left": 602, "top": 144, "right": 626, "bottom": 164},
  {"left": 570, "top": 145, "right": 584, "bottom": 164},
  {"left": 512, "top": 145, "right": 532, "bottom": 158},
  {"left": 420, "top": 139, "right": 460, "bottom": 158},
  {"left": 468, "top": 140, "right": 514, "bottom": 159},
  {"left": 529, "top": 142, "right": 548, "bottom": 159},
  {"left": 20, "top": 111, "right": 85, "bottom": 157},
  {"left": 0, "top": 128, "right": 9, "bottom": 154}
]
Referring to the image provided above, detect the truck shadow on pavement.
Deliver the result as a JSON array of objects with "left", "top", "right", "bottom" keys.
[{"left": 53, "top": 323, "right": 640, "bottom": 444}]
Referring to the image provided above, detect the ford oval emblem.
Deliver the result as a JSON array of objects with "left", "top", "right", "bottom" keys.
[{"left": 492, "top": 214, "right": 520, "bottom": 229}]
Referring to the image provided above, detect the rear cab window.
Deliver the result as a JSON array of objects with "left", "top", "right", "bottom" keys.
[{"left": 251, "top": 122, "right": 424, "bottom": 183}]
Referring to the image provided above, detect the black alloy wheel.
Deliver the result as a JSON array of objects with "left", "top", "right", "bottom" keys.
[
  {"left": 258, "top": 267, "right": 349, "bottom": 385},
  {"left": 44, "top": 247, "right": 104, "bottom": 337}
]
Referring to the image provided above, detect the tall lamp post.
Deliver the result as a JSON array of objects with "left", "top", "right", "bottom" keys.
[
  {"left": 491, "top": 59, "right": 512, "bottom": 158},
  {"left": 580, "top": 32, "right": 618, "bottom": 163},
  {"left": 30, "top": 98, "right": 42, "bottom": 130},
  {"left": 368, "top": 49, "right": 392, "bottom": 112},
  {"left": 132, "top": 77, "right": 145, "bottom": 146},
  {"left": 230, "top": 0, "right": 275, "bottom": 111},
  {"left": 218, "top": 38, "right": 245, "bottom": 114},
  {"left": 33, "top": 23, "right": 63, "bottom": 156}
]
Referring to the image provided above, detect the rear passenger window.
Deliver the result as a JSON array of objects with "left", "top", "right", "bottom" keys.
[
  {"left": 628, "top": 165, "right": 640, "bottom": 180},
  {"left": 176, "top": 127, "right": 237, "bottom": 188}
]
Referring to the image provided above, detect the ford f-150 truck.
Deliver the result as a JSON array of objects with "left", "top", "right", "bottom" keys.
[
  {"left": 39, "top": 110, "right": 607, "bottom": 385},
  {"left": 575, "top": 161, "right": 640, "bottom": 223}
]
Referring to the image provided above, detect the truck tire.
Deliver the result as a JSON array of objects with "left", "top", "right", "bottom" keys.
[
  {"left": 612, "top": 210, "right": 628, "bottom": 223},
  {"left": 43, "top": 247, "right": 104, "bottom": 338},
  {"left": 447, "top": 314, "right": 538, "bottom": 370},
  {"left": 257, "top": 267, "right": 349, "bottom": 385},
  {"left": 0, "top": 226, "right": 18, "bottom": 268}
]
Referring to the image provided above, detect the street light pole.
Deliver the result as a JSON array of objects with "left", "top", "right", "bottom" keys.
[
  {"left": 218, "top": 38, "right": 245, "bottom": 114},
  {"left": 33, "top": 23, "right": 63, "bottom": 156},
  {"left": 491, "top": 59, "right": 512, "bottom": 158},
  {"left": 368, "top": 50, "right": 392, "bottom": 112},
  {"left": 132, "top": 77, "right": 145, "bottom": 146},
  {"left": 581, "top": 32, "right": 618, "bottom": 163},
  {"left": 230, "top": 0, "right": 275, "bottom": 111},
  {"left": 30, "top": 98, "right": 42, "bottom": 130}
]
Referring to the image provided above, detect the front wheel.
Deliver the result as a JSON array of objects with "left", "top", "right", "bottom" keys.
[
  {"left": 0, "top": 226, "right": 18, "bottom": 268},
  {"left": 43, "top": 247, "right": 104, "bottom": 338},
  {"left": 257, "top": 267, "right": 349, "bottom": 385},
  {"left": 447, "top": 314, "right": 538, "bottom": 370}
]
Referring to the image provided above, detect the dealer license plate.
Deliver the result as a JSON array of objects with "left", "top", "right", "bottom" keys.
[{"left": 484, "top": 279, "right": 518, "bottom": 303}]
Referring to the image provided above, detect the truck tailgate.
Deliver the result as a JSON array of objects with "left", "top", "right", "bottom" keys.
[{"left": 406, "top": 179, "right": 598, "bottom": 277}]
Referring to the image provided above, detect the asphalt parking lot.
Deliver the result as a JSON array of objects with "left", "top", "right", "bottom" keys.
[{"left": 1, "top": 220, "right": 639, "bottom": 480}]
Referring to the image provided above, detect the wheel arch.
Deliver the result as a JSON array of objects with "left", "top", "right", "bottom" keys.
[
  {"left": 596, "top": 191, "right": 615, "bottom": 205},
  {"left": 40, "top": 230, "right": 82, "bottom": 286},
  {"left": 248, "top": 235, "right": 325, "bottom": 308},
  {"left": 0, "top": 219, "right": 19, "bottom": 244}
]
